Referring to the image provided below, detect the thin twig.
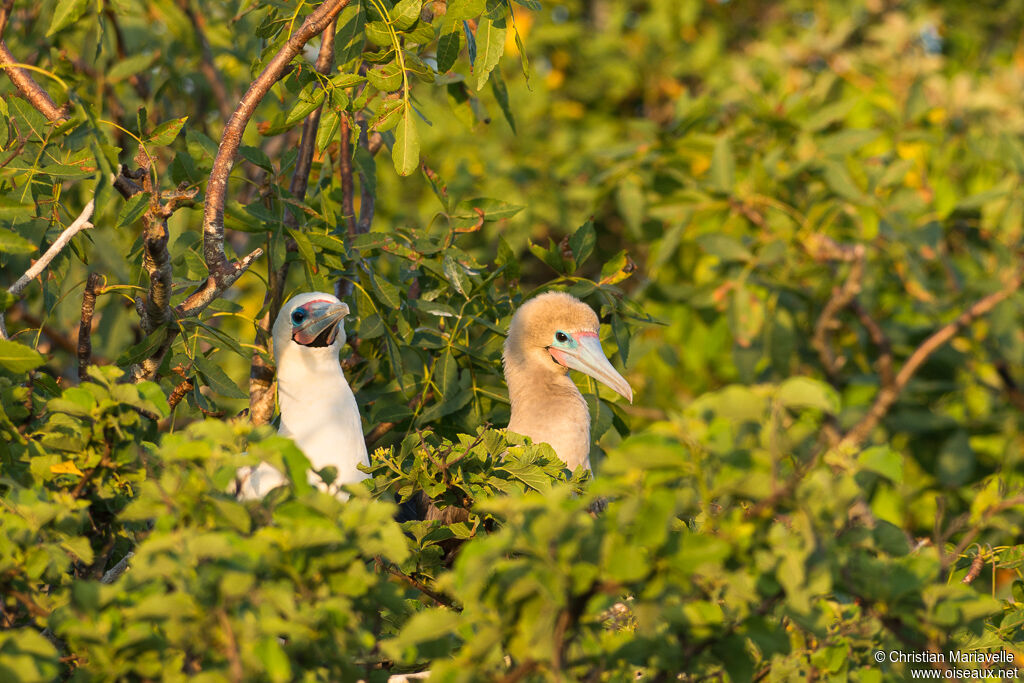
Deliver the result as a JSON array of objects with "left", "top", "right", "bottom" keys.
[
  {"left": 811, "top": 245, "right": 865, "bottom": 382},
  {"left": 0, "top": 199, "right": 95, "bottom": 339},
  {"left": 839, "top": 272, "right": 1023, "bottom": 451},
  {"left": 0, "top": 41, "right": 68, "bottom": 122},
  {"left": 850, "top": 298, "right": 894, "bottom": 388},
  {"left": 77, "top": 273, "right": 103, "bottom": 380}
]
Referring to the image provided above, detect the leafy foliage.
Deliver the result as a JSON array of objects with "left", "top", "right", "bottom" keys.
[{"left": 1, "top": 0, "right": 1023, "bottom": 681}]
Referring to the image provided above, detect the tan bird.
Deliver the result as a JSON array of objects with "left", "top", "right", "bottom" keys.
[{"left": 503, "top": 291, "right": 633, "bottom": 471}]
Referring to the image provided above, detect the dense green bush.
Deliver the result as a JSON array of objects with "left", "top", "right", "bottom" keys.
[{"left": 1, "top": 0, "right": 1023, "bottom": 680}]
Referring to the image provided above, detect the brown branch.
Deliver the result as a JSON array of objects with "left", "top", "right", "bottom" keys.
[
  {"left": 77, "top": 273, "right": 103, "bottom": 380},
  {"left": 0, "top": 42, "right": 67, "bottom": 122},
  {"left": 198, "top": 0, "right": 349, "bottom": 316},
  {"left": 0, "top": 0, "right": 14, "bottom": 37},
  {"left": 356, "top": 116, "right": 376, "bottom": 234},
  {"left": 961, "top": 551, "right": 984, "bottom": 585},
  {"left": 0, "top": 199, "right": 95, "bottom": 339},
  {"left": 839, "top": 273, "right": 1022, "bottom": 451},
  {"left": 248, "top": 20, "right": 338, "bottom": 425},
  {"left": 945, "top": 494, "right": 1024, "bottom": 571},
  {"left": 850, "top": 298, "right": 894, "bottom": 388},
  {"left": 216, "top": 609, "right": 244, "bottom": 683},
  {"left": 381, "top": 561, "right": 460, "bottom": 609},
  {"left": 182, "top": 1, "right": 231, "bottom": 120},
  {"left": 811, "top": 245, "right": 865, "bottom": 381}
]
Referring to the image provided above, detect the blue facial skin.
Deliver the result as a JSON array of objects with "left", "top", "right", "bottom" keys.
[
  {"left": 551, "top": 330, "right": 577, "bottom": 349},
  {"left": 291, "top": 308, "right": 307, "bottom": 326}
]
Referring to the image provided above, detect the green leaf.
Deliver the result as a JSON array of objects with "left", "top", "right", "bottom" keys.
[
  {"left": 334, "top": 2, "right": 366, "bottom": 65},
  {"left": 371, "top": 100, "right": 405, "bottom": 132},
  {"left": 490, "top": 71, "right": 516, "bottom": 133},
  {"left": 317, "top": 108, "right": 341, "bottom": 154},
  {"left": 709, "top": 136, "right": 735, "bottom": 193},
  {"left": 393, "top": 107, "right": 420, "bottom": 176},
  {"left": 116, "top": 192, "right": 150, "bottom": 229},
  {"left": 513, "top": 0, "right": 541, "bottom": 8},
  {"left": 148, "top": 116, "right": 188, "bottom": 145},
  {"left": 443, "top": 254, "right": 472, "bottom": 297},
  {"left": 569, "top": 220, "right": 595, "bottom": 268},
  {"left": 776, "top": 377, "right": 839, "bottom": 413},
  {"left": 0, "top": 339, "right": 45, "bottom": 373},
  {"left": 0, "top": 228, "right": 37, "bottom": 254},
  {"left": 194, "top": 356, "right": 247, "bottom": 399},
  {"left": 858, "top": 446, "right": 903, "bottom": 484},
  {"left": 695, "top": 233, "right": 751, "bottom": 262},
  {"left": 367, "top": 63, "right": 403, "bottom": 92},
  {"left": 287, "top": 229, "right": 318, "bottom": 273},
  {"left": 0, "top": 196, "right": 36, "bottom": 222},
  {"left": 47, "top": 0, "right": 89, "bottom": 35},
  {"left": 390, "top": 0, "right": 421, "bottom": 30},
  {"left": 116, "top": 325, "right": 168, "bottom": 366},
  {"left": 436, "top": 26, "right": 461, "bottom": 73},
  {"left": 472, "top": 16, "right": 507, "bottom": 90}
]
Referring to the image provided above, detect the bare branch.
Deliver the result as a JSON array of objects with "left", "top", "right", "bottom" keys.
[
  {"left": 839, "top": 273, "right": 1022, "bottom": 451},
  {"left": 811, "top": 244, "right": 865, "bottom": 381},
  {"left": 0, "top": 42, "right": 68, "bottom": 122},
  {"left": 100, "top": 552, "right": 133, "bottom": 584},
  {"left": 0, "top": 199, "right": 95, "bottom": 340},
  {"left": 356, "top": 117, "right": 376, "bottom": 235},
  {"left": 850, "top": 299, "right": 894, "bottom": 388},
  {"left": 77, "top": 273, "right": 103, "bottom": 380},
  {"left": 249, "top": 21, "right": 338, "bottom": 425},
  {"left": 11, "top": 200, "right": 95, "bottom": 297},
  {"left": 199, "top": 0, "right": 350, "bottom": 282}
]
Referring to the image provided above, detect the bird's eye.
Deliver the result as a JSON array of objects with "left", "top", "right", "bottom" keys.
[
  {"left": 554, "top": 331, "right": 570, "bottom": 344},
  {"left": 291, "top": 309, "right": 306, "bottom": 325}
]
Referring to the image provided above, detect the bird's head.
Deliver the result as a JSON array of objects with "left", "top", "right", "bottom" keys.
[
  {"left": 503, "top": 291, "right": 633, "bottom": 402},
  {"left": 273, "top": 292, "right": 350, "bottom": 358}
]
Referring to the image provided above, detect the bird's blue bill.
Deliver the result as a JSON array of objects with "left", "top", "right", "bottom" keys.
[
  {"left": 550, "top": 331, "right": 633, "bottom": 402},
  {"left": 292, "top": 300, "right": 349, "bottom": 346}
]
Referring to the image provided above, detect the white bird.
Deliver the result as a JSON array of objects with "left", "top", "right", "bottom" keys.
[
  {"left": 503, "top": 291, "right": 633, "bottom": 471},
  {"left": 235, "top": 292, "right": 369, "bottom": 500}
]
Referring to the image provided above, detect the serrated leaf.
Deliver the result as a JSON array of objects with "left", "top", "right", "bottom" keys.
[
  {"left": 0, "top": 339, "right": 45, "bottom": 373},
  {"left": 194, "top": 356, "right": 247, "bottom": 399},
  {"left": 393, "top": 107, "right": 419, "bottom": 176},
  {"left": 148, "top": 116, "right": 188, "bottom": 145},
  {"left": 47, "top": 0, "right": 89, "bottom": 35},
  {"left": 238, "top": 145, "right": 273, "bottom": 172}
]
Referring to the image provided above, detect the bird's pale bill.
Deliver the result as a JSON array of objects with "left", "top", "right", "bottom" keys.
[
  {"left": 549, "top": 331, "right": 633, "bottom": 403},
  {"left": 291, "top": 300, "right": 350, "bottom": 346}
]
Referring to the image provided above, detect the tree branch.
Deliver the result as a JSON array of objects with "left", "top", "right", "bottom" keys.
[
  {"left": 77, "top": 273, "right": 103, "bottom": 380},
  {"left": 0, "top": 41, "right": 68, "bottom": 123},
  {"left": 249, "top": 20, "right": 338, "bottom": 425},
  {"left": 811, "top": 244, "right": 865, "bottom": 382},
  {"left": 197, "top": 0, "right": 350, "bottom": 315},
  {"left": 0, "top": 199, "right": 95, "bottom": 340},
  {"left": 839, "top": 273, "right": 1022, "bottom": 451}
]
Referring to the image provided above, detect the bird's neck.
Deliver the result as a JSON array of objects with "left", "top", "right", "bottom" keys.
[
  {"left": 275, "top": 346, "right": 349, "bottom": 407},
  {"left": 505, "top": 358, "right": 592, "bottom": 471}
]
